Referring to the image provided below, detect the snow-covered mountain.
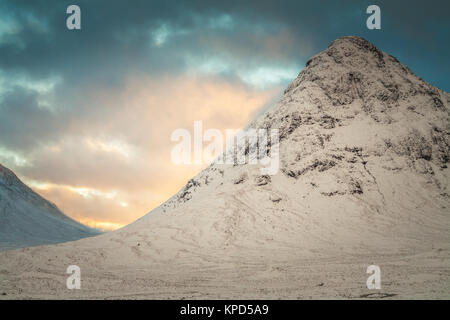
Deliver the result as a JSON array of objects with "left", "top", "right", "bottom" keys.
[
  {"left": 0, "top": 163, "right": 100, "bottom": 250},
  {"left": 0, "top": 36, "right": 448, "bottom": 299},
  {"left": 130, "top": 35, "right": 449, "bottom": 256}
]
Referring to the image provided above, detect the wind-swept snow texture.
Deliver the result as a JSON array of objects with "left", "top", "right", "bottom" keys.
[
  {"left": 0, "top": 164, "right": 100, "bottom": 251},
  {"left": 0, "top": 36, "right": 448, "bottom": 299}
]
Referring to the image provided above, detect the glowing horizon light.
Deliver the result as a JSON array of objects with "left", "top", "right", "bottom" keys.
[
  {"left": 25, "top": 179, "right": 119, "bottom": 200},
  {"left": 22, "top": 178, "right": 131, "bottom": 232},
  {"left": 78, "top": 219, "right": 125, "bottom": 231}
]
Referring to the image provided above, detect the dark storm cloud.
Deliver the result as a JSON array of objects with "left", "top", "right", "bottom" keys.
[
  {"left": 1, "top": 0, "right": 449, "bottom": 88},
  {"left": 0, "top": 85, "right": 61, "bottom": 149}
]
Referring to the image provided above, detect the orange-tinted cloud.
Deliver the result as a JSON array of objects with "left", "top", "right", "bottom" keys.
[{"left": 17, "top": 75, "right": 281, "bottom": 229}]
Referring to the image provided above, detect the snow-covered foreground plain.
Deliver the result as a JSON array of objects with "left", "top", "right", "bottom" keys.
[{"left": 0, "top": 36, "right": 448, "bottom": 299}]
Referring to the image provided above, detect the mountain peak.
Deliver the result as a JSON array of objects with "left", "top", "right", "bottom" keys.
[
  {"left": 248, "top": 35, "right": 449, "bottom": 180},
  {"left": 0, "top": 163, "right": 20, "bottom": 186},
  {"left": 331, "top": 35, "right": 387, "bottom": 66},
  {"left": 283, "top": 35, "right": 445, "bottom": 110},
  {"left": 328, "top": 35, "right": 380, "bottom": 50}
]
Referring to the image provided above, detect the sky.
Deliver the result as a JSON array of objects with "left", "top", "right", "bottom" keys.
[{"left": 0, "top": 0, "right": 449, "bottom": 230}]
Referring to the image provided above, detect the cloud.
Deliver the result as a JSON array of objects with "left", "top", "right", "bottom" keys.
[{"left": 0, "top": 84, "right": 62, "bottom": 150}]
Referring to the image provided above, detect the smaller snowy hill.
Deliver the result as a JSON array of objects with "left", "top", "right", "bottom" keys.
[{"left": 0, "top": 163, "right": 100, "bottom": 251}]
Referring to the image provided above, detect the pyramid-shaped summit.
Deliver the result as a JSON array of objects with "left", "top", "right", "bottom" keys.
[
  {"left": 0, "top": 36, "right": 448, "bottom": 299},
  {"left": 157, "top": 36, "right": 449, "bottom": 217}
]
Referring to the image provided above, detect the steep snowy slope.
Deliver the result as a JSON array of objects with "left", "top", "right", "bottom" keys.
[
  {"left": 0, "top": 36, "right": 448, "bottom": 299},
  {"left": 0, "top": 164, "right": 100, "bottom": 250}
]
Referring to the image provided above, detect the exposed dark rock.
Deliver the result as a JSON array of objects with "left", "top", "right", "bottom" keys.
[{"left": 255, "top": 175, "right": 271, "bottom": 186}]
